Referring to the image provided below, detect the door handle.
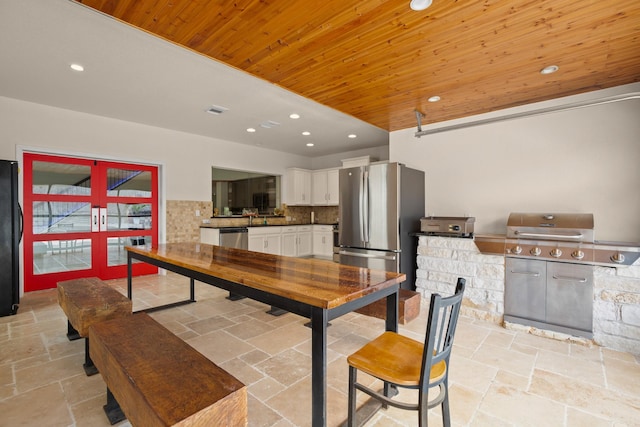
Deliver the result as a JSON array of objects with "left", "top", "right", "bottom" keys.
[
  {"left": 100, "top": 208, "right": 107, "bottom": 231},
  {"left": 338, "top": 250, "right": 396, "bottom": 261},
  {"left": 91, "top": 207, "right": 100, "bottom": 232}
]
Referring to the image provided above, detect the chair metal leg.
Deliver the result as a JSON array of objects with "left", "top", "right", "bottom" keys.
[
  {"left": 347, "top": 366, "right": 357, "bottom": 427},
  {"left": 441, "top": 381, "right": 451, "bottom": 427}
]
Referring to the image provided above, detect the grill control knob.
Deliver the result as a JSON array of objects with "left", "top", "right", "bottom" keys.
[
  {"left": 530, "top": 247, "right": 541, "bottom": 256},
  {"left": 550, "top": 248, "right": 562, "bottom": 258},
  {"left": 611, "top": 252, "right": 626, "bottom": 264},
  {"left": 511, "top": 245, "right": 522, "bottom": 255},
  {"left": 572, "top": 250, "right": 585, "bottom": 260}
]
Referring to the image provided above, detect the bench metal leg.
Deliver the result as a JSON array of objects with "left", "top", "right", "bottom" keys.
[
  {"left": 83, "top": 338, "right": 99, "bottom": 376},
  {"left": 103, "top": 387, "right": 126, "bottom": 425},
  {"left": 67, "top": 321, "right": 81, "bottom": 341}
]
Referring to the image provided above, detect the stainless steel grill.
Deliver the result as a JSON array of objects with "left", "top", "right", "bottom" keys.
[
  {"left": 504, "top": 213, "right": 597, "bottom": 338},
  {"left": 505, "top": 212, "right": 639, "bottom": 266}
]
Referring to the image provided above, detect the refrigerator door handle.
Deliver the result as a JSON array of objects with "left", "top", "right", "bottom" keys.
[
  {"left": 18, "top": 203, "right": 23, "bottom": 243},
  {"left": 338, "top": 250, "right": 397, "bottom": 261},
  {"left": 362, "top": 169, "right": 369, "bottom": 243},
  {"left": 358, "top": 168, "right": 364, "bottom": 242}
]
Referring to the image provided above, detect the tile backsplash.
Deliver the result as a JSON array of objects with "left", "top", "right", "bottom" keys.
[
  {"left": 166, "top": 201, "right": 339, "bottom": 243},
  {"left": 166, "top": 200, "right": 213, "bottom": 243}
]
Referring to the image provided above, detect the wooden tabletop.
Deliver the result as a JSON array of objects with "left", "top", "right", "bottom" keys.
[{"left": 127, "top": 243, "right": 405, "bottom": 309}]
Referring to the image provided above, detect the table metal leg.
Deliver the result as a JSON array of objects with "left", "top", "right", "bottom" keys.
[
  {"left": 190, "top": 278, "right": 196, "bottom": 302},
  {"left": 384, "top": 290, "right": 399, "bottom": 399},
  {"left": 385, "top": 290, "right": 399, "bottom": 333},
  {"left": 311, "top": 307, "right": 328, "bottom": 427},
  {"left": 127, "top": 253, "right": 133, "bottom": 300}
]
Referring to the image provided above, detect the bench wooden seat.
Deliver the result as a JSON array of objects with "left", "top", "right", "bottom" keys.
[
  {"left": 356, "top": 288, "right": 421, "bottom": 324},
  {"left": 89, "top": 312, "right": 247, "bottom": 426},
  {"left": 57, "top": 277, "right": 132, "bottom": 375}
]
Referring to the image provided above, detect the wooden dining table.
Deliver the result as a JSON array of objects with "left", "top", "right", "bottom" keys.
[{"left": 126, "top": 242, "right": 405, "bottom": 427}]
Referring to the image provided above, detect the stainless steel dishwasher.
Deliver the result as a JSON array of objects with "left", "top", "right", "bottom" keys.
[
  {"left": 218, "top": 227, "right": 248, "bottom": 300},
  {"left": 219, "top": 227, "right": 248, "bottom": 250}
]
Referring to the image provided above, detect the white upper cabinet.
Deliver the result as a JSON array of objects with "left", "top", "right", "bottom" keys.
[
  {"left": 311, "top": 168, "right": 340, "bottom": 206},
  {"left": 284, "top": 168, "right": 311, "bottom": 206}
]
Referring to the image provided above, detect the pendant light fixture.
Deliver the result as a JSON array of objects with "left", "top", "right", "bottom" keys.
[{"left": 410, "top": 0, "right": 432, "bottom": 11}]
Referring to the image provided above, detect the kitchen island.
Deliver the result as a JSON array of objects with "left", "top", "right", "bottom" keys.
[{"left": 126, "top": 243, "right": 404, "bottom": 427}]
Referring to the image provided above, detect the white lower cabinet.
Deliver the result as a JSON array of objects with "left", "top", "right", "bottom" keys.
[
  {"left": 200, "top": 228, "right": 220, "bottom": 245},
  {"left": 281, "top": 226, "right": 312, "bottom": 257},
  {"left": 312, "top": 225, "right": 334, "bottom": 257},
  {"left": 248, "top": 227, "right": 281, "bottom": 255}
]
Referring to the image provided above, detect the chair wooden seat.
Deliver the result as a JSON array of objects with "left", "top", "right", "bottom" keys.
[
  {"left": 347, "top": 331, "right": 446, "bottom": 386},
  {"left": 347, "top": 277, "right": 466, "bottom": 427}
]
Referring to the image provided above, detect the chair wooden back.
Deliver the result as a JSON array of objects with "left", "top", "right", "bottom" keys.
[{"left": 419, "top": 277, "right": 466, "bottom": 393}]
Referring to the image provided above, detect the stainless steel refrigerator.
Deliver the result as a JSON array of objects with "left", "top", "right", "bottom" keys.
[
  {"left": 0, "top": 159, "right": 21, "bottom": 316},
  {"left": 337, "top": 162, "right": 424, "bottom": 290}
]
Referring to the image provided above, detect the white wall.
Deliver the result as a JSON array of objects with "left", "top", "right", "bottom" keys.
[
  {"left": 310, "top": 145, "right": 389, "bottom": 170},
  {"left": 390, "top": 84, "right": 640, "bottom": 242},
  {"left": 0, "top": 96, "right": 312, "bottom": 201}
]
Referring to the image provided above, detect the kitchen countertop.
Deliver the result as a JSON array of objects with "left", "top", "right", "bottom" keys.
[{"left": 200, "top": 223, "right": 338, "bottom": 229}]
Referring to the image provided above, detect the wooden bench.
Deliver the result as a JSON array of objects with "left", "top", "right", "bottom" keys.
[
  {"left": 57, "top": 277, "right": 132, "bottom": 376},
  {"left": 356, "top": 288, "right": 421, "bottom": 324},
  {"left": 89, "top": 312, "right": 247, "bottom": 426}
]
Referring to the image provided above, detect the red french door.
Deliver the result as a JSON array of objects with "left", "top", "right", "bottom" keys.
[{"left": 23, "top": 153, "right": 159, "bottom": 291}]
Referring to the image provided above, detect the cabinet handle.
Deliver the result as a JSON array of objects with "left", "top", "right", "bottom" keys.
[
  {"left": 552, "top": 275, "right": 588, "bottom": 282},
  {"left": 510, "top": 270, "right": 541, "bottom": 276}
]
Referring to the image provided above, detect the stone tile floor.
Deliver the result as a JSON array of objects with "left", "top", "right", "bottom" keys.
[{"left": 1, "top": 273, "right": 639, "bottom": 426}]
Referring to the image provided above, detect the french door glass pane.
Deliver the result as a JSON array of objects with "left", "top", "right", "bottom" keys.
[
  {"left": 32, "top": 239, "right": 92, "bottom": 274},
  {"left": 106, "top": 168, "right": 152, "bottom": 197},
  {"left": 106, "top": 203, "right": 152, "bottom": 230},
  {"left": 32, "top": 201, "right": 91, "bottom": 234},
  {"left": 107, "top": 235, "right": 152, "bottom": 266},
  {"left": 31, "top": 161, "right": 92, "bottom": 195}
]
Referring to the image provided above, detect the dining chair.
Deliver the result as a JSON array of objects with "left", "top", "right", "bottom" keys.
[{"left": 347, "top": 277, "right": 466, "bottom": 427}]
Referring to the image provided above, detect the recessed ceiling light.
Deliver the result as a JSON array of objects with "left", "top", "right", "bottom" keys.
[
  {"left": 70, "top": 63, "right": 84, "bottom": 72},
  {"left": 289, "top": 113, "right": 300, "bottom": 119},
  {"left": 410, "top": 0, "right": 432, "bottom": 11},
  {"left": 540, "top": 65, "right": 559, "bottom": 75},
  {"left": 348, "top": 134, "right": 357, "bottom": 139},
  {"left": 247, "top": 128, "right": 256, "bottom": 133},
  {"left": 306, "top": 143, "right": 314, "bottom": 147},
  {"left": 302, "top": 131, "right": 311, "bottom": 136},
  {"left": 428, "top": 95, "right": 441, "bottom": 102}
]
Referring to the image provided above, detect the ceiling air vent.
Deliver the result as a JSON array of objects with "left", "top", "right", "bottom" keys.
[
  {"left": 260, "top": 120, "right": 280, "bottom": 129},
  {"left": 205, "top": 105, "right": 229, "bottom": 115}
]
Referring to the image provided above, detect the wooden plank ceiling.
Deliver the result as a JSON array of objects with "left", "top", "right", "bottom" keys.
[{"left": 74, "top": 0, "right": 640, "bottom": 132}]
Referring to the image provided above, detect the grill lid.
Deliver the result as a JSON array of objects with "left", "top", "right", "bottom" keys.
[{"left": 507, "top": 213, "right": 594, "bottom": 242}]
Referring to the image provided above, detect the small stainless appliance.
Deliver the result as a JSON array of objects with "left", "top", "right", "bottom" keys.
[{"left": 420, "top": 216, "right": 475, "bottom": 238}]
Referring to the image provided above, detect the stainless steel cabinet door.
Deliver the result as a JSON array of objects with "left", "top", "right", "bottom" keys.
[
  {"left": 505, "top": 258, "right": 546, "bottom": 322},
  {"left": 546, "top": 262, "right": 593, "bottom": 332}
]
